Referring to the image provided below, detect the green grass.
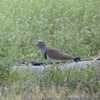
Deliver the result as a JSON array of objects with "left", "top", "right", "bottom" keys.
[
  {"left": 0, "top": 0, "right": 100, "bottom": 99},
  {"left": 0, "top": 0, "right": 100, "bottom": 62},
  {"left": 0, "top": 66, "right": 100, "bottom": 100}
]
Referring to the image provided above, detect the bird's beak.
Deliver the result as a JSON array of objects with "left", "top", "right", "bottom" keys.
[{"left": 34, "top": 42, "right": 38, "bottom": 46}]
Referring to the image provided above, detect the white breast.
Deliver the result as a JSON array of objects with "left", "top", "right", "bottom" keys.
[
  {"left": 47, "top": 55, "right": 73, "bottom": 64},
  {"left": 47, "top": 55, "right": 62, "bottom": 63}
]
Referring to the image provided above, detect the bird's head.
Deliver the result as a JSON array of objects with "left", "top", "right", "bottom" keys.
[{"left": 34, "top": 40, "right": 46, "bottom": 48}]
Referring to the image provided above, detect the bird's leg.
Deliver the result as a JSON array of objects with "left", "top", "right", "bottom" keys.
[
  {"left": 54, "top": 62, "right": 59, "bottom": 85},
  {"left": 54, "top": 62, "right": 58, "bottom": 72}
]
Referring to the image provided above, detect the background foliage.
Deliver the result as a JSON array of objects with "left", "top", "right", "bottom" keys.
[
  {"left": 0, "top": 0, "right": 100, "bottom": 63},
  {"left": 0, "top": 0, "right": 100, "bottom": 99}
]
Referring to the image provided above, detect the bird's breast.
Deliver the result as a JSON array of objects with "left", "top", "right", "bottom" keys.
[{"left": 40, "top": 48, "right": 46, "bottom": 59}]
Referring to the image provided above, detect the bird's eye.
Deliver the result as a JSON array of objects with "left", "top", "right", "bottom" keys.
[{"left": 39, "top": 42, "right": 42, "bottom": 44}]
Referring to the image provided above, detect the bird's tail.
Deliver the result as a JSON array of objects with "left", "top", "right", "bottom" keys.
[{"left": 74, "top": 57, "right": 81, "bottom": 62}]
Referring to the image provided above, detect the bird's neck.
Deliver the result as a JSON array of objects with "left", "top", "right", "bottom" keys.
[{"left": 40, "top": 46, "right": 46, "bottom": 57}]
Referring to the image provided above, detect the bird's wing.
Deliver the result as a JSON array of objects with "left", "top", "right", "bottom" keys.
[{"left": 46, "top": 46, "right": 75, "bottom": 60}]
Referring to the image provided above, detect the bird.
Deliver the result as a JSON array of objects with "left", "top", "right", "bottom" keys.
[{"left": 33, "top": 40, "right": 81, "bottom": 63}]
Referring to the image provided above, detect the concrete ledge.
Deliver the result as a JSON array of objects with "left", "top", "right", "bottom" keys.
[{"left": 12, "top": 58, "right": 100, "bottom": 73}]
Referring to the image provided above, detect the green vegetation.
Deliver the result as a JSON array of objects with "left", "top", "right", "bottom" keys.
[{"left": 0, "top": 0, "right": 100, "bottom": 99}]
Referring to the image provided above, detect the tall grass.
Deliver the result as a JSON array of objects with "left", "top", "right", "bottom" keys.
[
  {"left": 0, "top": 65, "right": 100, "bottom": 100},
  {"left": 0, "top": 0, "right": 100, "bottom": 62}
]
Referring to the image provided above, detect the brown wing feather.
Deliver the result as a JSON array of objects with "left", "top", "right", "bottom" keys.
[{"left": 46, "top": 46, "right": 75, "bottom": 60}]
